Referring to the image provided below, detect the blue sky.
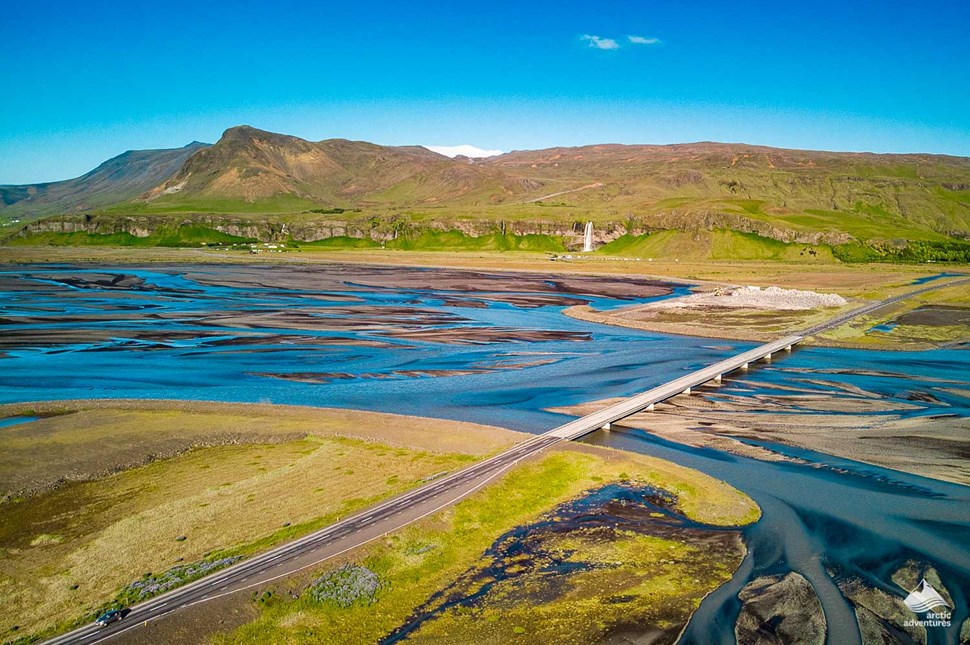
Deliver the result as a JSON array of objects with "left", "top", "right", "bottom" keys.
[{"left": 3, "top": 0, "right": 969, "bottom": 183}]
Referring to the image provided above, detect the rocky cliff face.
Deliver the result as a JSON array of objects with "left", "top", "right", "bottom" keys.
[
  {"left": 626, "top": 211, "right": 853, "bottom": 245},
  {"left": 8, "top": 213, "right": 616, "bottom": 248},
  {"left": 9, "top": 209, "right": 850, "bottom": 250}
]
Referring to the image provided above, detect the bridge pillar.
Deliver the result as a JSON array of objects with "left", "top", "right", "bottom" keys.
[
  {"left": 714, "top": 374, "right": 722, "bottom": 384},
  {"left": 785, "top": 345, "right": 792, "bottom": 352},
  {"left": 683, "top": 387, "right": 692, "bottom": 395},
  {"left": 601, "top": 422, "right": 611, "bottom": 431},
  {"left": 646, "top": 403, "right": 655, "bottom": 412},
  {"left": 764, "top": 353, "right": 772, "bottom": 362},
  {"left": 741, "top": 362, "right": 749, "bottom": 370}
]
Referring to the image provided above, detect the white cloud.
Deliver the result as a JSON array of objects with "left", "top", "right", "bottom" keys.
[
  {"left": 424, "top": 145, "right": 503, "bottom": 158},
  {"left": 580, "top": 34, "right": 620, "bottom": 50},
  {"left": 628, "top": 35, "right": 662, "bottom": 45}
]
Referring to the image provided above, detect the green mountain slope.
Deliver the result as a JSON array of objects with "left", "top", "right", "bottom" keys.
[
  {"left": 485, "top": 143, "right": 970, "bottom": 241},
  {"left": 0, "top": 142, "right": 209, "bottom": 221}
]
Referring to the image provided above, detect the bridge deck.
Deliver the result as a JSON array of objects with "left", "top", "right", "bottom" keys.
[{"left": 547, "top": 334, "right": 804, "bottom": 440}]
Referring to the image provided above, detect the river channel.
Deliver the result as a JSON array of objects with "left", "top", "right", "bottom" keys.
[{"left": 0, "top": 263, "right": 967, "bottom": 644}]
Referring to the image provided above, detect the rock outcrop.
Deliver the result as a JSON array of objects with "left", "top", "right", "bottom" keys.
[{"left": 735, "top": 572, "right": 826, "bottom": 645}]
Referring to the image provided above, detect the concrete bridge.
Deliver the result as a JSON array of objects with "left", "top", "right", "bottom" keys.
[
  {"left": 547, "top": 334, "right": 802, "bottom": 440},
  {"left": 544, "top": 274, "right": 970, "bottom": 441}
]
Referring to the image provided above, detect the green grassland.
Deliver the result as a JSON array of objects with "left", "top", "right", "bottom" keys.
[
  {"left": 598, "top": 229, "right": 836, "bottom": 262},
  {"left": 7, "top": 227, "right": 567, "bottom": 254},
  {"left": 4, "top": 225, "right": 256, "bottom": 248},
  {"left": 596, "top": 229, "right": 970, "bottom": 263},
  {"left": 295, "top": 235, "right": 381, "bottom": 249},
  {"left": 2, "top": 435, "right": 473, "bottom": 641},
  {"left": 710, "top": 201, "right": 951, "bottom": 242},
  {"left": 215, "top": 447, "right": 757, "bottom": 645},
  {"left": 0, "top": 402, "right": 522, "bottom": 641},
  {"left": 382, "top": 230, "right": 565, "bottom": 253},
  {"left": 8, "top": 206, "right": 970, "bottom": 262},
  {"left": 0, "top": 402, "right": 758, "bottom": 643},
  {"left": 817, "top": 282, "right": 970, "bottom": 348},
  {"left": 295, "top": 229, "right": 567, "bottom": 252}
]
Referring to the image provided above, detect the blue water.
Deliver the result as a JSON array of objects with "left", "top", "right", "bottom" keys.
[
  {"left": 590, "top": 428, "right": 970, "bottom": 645},
  {"left": 0, "top": 265, "right": 739, "bottom": 431},
  {"left": 1, "top": 263, "right": 968, "bottom": 644},
  {"left": 711, "top": 345, "right": 970, "bottom": 421},
  {"left": 868, "top": 322, "right": 897, "bottom": 333},
  {"left": 0, "top": 416, "right": 38, "bottom": 428},
  {"left": 912, "top": 272, "right": 966, "bottom": 285}
]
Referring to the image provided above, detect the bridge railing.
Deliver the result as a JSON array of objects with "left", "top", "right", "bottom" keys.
[{"left": 549, "top": 334, "right": 804, "bottom": 440}]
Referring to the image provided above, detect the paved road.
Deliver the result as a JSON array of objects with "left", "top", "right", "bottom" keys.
[
  {"left": 803, "top": 276, "right": 970, "bottom": 335},
  {"left": 44, "top": 276, "right": 968, "bottom": 644},
  {"left": 44, "top": 434, "right": 563, "bottom": 645}
]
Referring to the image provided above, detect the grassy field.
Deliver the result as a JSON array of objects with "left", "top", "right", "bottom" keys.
[
  {"left": 0, "top": 401, "right": 523, "bottom": 641},
  {"left": 6, "top": 227, "right": 568, "bottom": 253},
  {"left": 733, "top": 204, "right": 952, "bottom": 242},
  {"left": 597, "top": 229, "right": 836, "bottom": 263},
  {"left": 11, "top": 216, "right": 970, "bottom": 263},
  {"left": 0, "top": 401, "right": 758, "bottom": 643},
  {"left": 383, "top": 230, "right": 565, "bottom": 253},
  {"left": 296, "top": 230, "right": 566, "bottom": 252},
  {"left": 4, "top": 226, "right": 257, "bottom": 248},
  {"left": 817, "top": 282, "right": 970, "bottom": 348},
  {"left": 214, "top": 445, "right": 758, "bottom": 645}
]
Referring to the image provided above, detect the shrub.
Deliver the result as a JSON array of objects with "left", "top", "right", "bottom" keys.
[{"left": 308, "top": 565, "right": 382, "bottom": 607}]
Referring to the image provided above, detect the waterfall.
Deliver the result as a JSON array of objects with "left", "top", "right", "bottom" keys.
[{"left": 582, "top": 221, "right": 593, "bottom": 252}]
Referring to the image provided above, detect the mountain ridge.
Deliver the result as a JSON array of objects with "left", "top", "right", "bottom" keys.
[
  {"left": 4, "top": 125, "right": 970, "bottom": 261},
  {"left": 0, "top": 142, "right": 209, "bottom": 219},
  {"left": 141, "top": 125, "right": 531, "bottom": 210}
]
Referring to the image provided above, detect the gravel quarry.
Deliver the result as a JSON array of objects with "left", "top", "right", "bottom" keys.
[{"left": 649, "top": 285, "right": 848, "bottom": 311}]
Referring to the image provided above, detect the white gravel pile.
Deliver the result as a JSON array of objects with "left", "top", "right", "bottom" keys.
[{"left": 654, "top": 285, "right": 847, "bottom": 311}]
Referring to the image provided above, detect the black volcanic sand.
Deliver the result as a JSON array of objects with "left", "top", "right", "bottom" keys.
[
  {"left": 896, "top": 305, "right": 970, "bottom": 327},
  {"left": 551, "top": 371, "right": 970, "bottom": 486},
  {"left": 0, "top": 264, "right": 633, "bottom": 349},
  {"left": 253, "top": 358, "right": 561, "bottom": 384},
  {"left": 177, "top": 264, "right": 674, "bottom": 302},
  {"left": 0, "top": 328, "right": 399, "bottom": 351},
  {"left": 381, "top": 483, "right": 746, "bottom": 645}
]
